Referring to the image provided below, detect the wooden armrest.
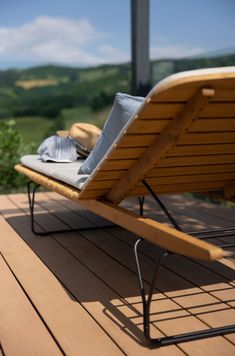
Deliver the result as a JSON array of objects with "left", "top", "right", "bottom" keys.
[{"left": 79, "top": 200, "right": 225, "bottom": 261}]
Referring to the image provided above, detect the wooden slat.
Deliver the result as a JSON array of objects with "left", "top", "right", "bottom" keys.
[
  {"left": 99, "top": 159, "right": 135, "bottom": 170},
  {"left": 129, "top": 180, "right": 229, "bottom": 196},
  {"left": 109, "top": 144, "right": 235, "bottom": 159},
  {"left": 179, "top": 132, "right": 235, "bottom": 145},
  {"left": 128, "top": 119, "right": 169, "bottom": 133},
  {"left": 117, "top": 133, "right": 158, "bottom": 147},
  {"left": 156, "top": 154, "right": 235, "bottom": 167},
  {"left": 78, "top": 189, "right": 109, "bottom": 198},
  {"left": 189, "top": 118, "right": 235, "bottom": 132},
  {"left": 148, "top": 164, "right": 235, "bottom": 177},
  {"left": 128, "top": 118, "right": 235, "bottom": 134},
  {"left": 94, "top": 170, "right": 126, "bottom": 180},
  {"left": 194, "top": 103, "right": 235, "bottom": 118},
  {"left": 82, "top": 179, "right": 118, "bottom": 190},
  {"left": 138, "top": 103, "right": 181, "bottom": 119},
  {"left": 106, "top": 88, "right": 214, "bottom": 203},
  {"left": 169, "top": 144, "right": 235, "bottom": 157},
  {"left": 117, "top": 131, "right": 235, "bottom": 148},
  {"left": 139, "top": 172, "right": 235, "bottom": 186},
  {"left": 139, "top": 102, "right": 235, "bottom": 119},
  {"left": 110, "top": 147, "right": 152, "bottom": 159}
]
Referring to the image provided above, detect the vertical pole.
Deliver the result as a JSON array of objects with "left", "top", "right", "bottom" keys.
[{"left": 131, "top": 0, "right": 151, "bottom": 96}]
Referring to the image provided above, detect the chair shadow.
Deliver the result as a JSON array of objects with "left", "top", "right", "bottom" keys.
[{"left": 5, "top": 203, "right": 235, "bottom": 346}]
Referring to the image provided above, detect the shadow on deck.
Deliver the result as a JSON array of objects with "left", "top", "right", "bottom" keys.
[{"left": 0, "top": 192, "right": 234, "bottom": 355}]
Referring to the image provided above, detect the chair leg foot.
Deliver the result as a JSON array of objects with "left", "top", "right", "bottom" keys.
[{"left": 134, "top": 238, "right": 235, "bottom": 346}]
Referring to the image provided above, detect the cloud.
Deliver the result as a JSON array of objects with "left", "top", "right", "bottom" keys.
[
  {"left": 0, "top": 16, "right": 129, "bottom": 66},
  {"left": 0, "top": 16, "right": 205, "bottom": 68},
  {"left": 97, "top": 45, "right": 130, "bottom": 63},
  {"left": 150, "top": 44, "right": 204, "bottom": 59}
]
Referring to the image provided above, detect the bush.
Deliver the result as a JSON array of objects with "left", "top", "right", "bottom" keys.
[
  {"left": 0, "top": 120, "right": 36, "bottom": 193},
  {"left": 44, "top": 113, "right": 65, "bottom": 138},
  {"left": 90, "top": 91, "right": 114, "bottom": 111}
]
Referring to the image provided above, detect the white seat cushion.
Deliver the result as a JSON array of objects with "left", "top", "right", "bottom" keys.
[{"left": 21, "top": 155, "right": 89, "bottom": 189}]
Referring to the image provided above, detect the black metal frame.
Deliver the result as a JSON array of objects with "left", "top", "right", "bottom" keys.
[
  {"left": 142, "top": 179, "right": 235, "bottom": 248},
  {"left": 132, "top": 179, "right": 235, "bottom": 346},
  {"left": 27, "top": 181, "right": 116, "bottom": 236},
  {"left": 134, "top": 238, "right": 235, "bottom": 346}
]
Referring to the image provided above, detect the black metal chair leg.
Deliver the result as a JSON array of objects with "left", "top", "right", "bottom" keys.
[
  {"left": 26, "top": 181, "right": 116, "bottom": 236},
  {"left": 138, "top": 196, "right": 145, "bottom": 216},
  {"left": 27, "top": 181, "right": 41, "bottom": 235},
  {"left": 134, "top": 238, "right": 235, "bottom": 346},
  {"left": 142, "top": 179, "right": 182, "bottom": 230},
  {"left": 141, "top": 178, "right": 234, "bottom": 252}
]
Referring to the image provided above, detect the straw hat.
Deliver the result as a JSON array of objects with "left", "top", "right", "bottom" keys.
[{"left": 57, "top": 123, "right": 101, "bottom": 157}]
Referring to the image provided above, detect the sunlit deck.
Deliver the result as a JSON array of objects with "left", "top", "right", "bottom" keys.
[{"left": 0, "top": 192, "right": 234, "bottom": 355}]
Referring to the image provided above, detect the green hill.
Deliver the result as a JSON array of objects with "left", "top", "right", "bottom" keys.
[{"left": 0, "top": 54, "right": 234, "bottom": 145}]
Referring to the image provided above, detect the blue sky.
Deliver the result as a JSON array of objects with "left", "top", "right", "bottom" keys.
[{"left": 0, "top": 0, "right": 234, "bottom": 69}]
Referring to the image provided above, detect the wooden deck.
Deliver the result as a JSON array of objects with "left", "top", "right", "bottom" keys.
[{"left": 0, "top": 191, "right": 234, "bottom": 355}]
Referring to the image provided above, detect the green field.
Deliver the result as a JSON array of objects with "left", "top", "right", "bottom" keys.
[
  {"left": 63, "top": 105, "right": 111, "bottom": 128},
  {"left": 13, "top": 116, "right": 52, "bottom": 146},
  {"left": 11, "top": 105, "right": 112, "bottom": 147}
]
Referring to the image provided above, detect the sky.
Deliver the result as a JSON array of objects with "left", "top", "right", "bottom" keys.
[{"left": 0, "top": 0, "right": 234, "bottom": 69}]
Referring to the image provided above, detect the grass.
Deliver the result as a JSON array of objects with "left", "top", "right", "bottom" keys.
[
  {"left": 15, "top": 79, "right": 58, "bottom": 89},
  {"left": 62, "top": 105, "right": 112, "bottom": 129},
  {"left": 10, "top": 105, "right": 112, "bottom": 147},
  {"left": 79, "top": 68, "right": 118, "bottom": 82},
  {"left": 13, "top": 116, "right": 53, "bottom": 146}
]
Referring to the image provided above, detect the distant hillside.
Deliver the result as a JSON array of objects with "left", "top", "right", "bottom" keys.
[
  {"left": 0, "top": 63, "right": 131, "bottom": 119},
  {"left": 0, "top": 53, "right": 234, "bottom": 120},
  {"left": 152, "top": 53, "right": 235, "bottom": 82},
  {"left": 0, "top": 53, "right": 234, "bottom": 147}
]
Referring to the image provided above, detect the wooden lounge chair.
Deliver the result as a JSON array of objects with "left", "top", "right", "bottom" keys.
[{"left": 15, "top": 67, "right": 235, "bottom": 346}]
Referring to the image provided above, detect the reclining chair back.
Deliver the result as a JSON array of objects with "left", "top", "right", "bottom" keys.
[{"left": 79, "top": 68, "right": 235, "bottom": 203}]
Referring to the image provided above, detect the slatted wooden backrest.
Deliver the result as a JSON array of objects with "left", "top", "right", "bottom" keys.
[{"left": 79, "top": 67, "right": 235, "bottom": 202}]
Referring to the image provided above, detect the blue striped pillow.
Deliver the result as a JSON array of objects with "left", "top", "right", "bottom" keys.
[{"left": 78, "top": 93, "right": 144, "bottom": 174}]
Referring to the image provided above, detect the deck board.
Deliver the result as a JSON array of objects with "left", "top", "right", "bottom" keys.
[
  {"left": 0, "top": 251, "right": 62, "bottom": 356},
  {"left": 0, "top": 192, "right": 234, "bottom": 355},
  {"left": 0, "top": 345, "right": 4, "bottom": 356}
]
